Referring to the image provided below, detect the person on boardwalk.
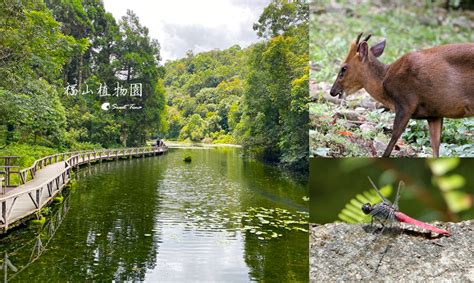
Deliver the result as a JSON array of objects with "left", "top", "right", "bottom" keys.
[{"left": 156, "top": 139, "right": 164, "bottom": 147}]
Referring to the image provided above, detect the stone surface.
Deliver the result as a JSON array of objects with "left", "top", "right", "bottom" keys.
[{"left": 310, "top": 221, "right": 474, "bottom": 281}]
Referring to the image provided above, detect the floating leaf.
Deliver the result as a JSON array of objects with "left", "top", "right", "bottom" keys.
[
  {"left": 292, "top": 227, "right": 308, "bottom": 232},
  {"left": 241, "top": 207, "right": 308, "bottom": 240}
]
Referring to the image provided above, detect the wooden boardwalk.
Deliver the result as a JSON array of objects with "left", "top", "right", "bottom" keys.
[{"left": 0, "top": 146, "right": 167, "bottom": 233}]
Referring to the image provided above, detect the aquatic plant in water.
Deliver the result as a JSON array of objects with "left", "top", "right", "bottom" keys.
[{"left": 240, "top": 207, "right": 308, "bottom": 241}]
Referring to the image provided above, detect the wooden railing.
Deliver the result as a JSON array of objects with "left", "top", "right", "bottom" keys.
[
  {"left": 1, "top": 146, "right": 169, "bottom": 188},
  {"left": 0, "top": 145, "right": 167, "bottom": 232},
  {"left": 1, "top": 152, "right": 89, "bottom": 187}
]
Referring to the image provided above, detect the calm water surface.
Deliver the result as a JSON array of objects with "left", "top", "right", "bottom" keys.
[{"left": 1, "top": 148, "right": 308, "bottom": 281}]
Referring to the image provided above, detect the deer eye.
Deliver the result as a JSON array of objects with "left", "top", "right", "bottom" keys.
[{"left": 339, "top": 66, "right": 347, "bottom": 78}]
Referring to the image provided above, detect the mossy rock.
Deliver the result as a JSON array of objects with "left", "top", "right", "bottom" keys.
[
  {"left": 183, "top": 156, "right": 192, "bottom": 163},
  {"left": 29, "top": 216, "right": 46, "bottom": 226},
  {"left": 53, "top": 195, "right": 64, "bottom": 204}
]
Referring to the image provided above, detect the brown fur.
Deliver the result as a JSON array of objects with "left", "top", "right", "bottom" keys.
[{"left": 330, "top": 34, "right": 474, "bottom": 157}]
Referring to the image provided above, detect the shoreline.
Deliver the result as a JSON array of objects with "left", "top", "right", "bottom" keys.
[{"left": 161, "top": 141, "right": 242, "bottom": 149}]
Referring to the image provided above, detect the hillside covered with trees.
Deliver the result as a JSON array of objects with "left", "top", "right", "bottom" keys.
[
  {"left": 0, "top": 0, "right": 308, "bottom": 170},
  {"left": 164, "top": 2, "right": 309, "bottom": 169}
]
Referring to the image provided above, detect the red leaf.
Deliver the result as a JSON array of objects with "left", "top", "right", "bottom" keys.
[{"left": 338, "top": 130, "right": 353, "bottom": 137}]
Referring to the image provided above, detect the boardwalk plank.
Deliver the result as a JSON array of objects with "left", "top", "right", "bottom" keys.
[{"left": 0, "top": 146, "right": 167, "bottom": 232}]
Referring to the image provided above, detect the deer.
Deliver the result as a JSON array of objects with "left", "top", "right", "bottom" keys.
[{"left": 329, "top": 33, "right": 474, "bottom": 157}]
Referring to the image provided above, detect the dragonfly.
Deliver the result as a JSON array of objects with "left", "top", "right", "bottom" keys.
[{"left": 361, "top": 177, "right": 450, "bottom": 236}]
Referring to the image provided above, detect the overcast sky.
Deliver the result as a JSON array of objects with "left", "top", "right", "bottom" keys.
[{"left": 103, "top": 0, "right": 270, "bottom": 63}]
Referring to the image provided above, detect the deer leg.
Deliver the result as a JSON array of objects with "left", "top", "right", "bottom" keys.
[
  {"left": 427, "top": 118, "right": 443, "bottom": 158},
  {"left": 383, "top": 109, "right": 411, "bottom": 157}
]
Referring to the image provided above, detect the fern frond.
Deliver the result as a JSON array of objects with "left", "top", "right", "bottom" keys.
[{"left": 338, "top": 185, "right": 393, "bottom": 224}]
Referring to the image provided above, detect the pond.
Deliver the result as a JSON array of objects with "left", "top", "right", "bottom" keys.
[{"left": 0, "top": 147, "right": 308, "bottom": 282}]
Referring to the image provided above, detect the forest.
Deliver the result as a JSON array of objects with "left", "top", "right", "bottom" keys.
[{"left": 0, "top": 0, "right": 309, "bottom": 170}]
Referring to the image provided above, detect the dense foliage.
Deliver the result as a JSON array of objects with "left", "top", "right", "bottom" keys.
[
  {"left": 164, "top": 1, "right": 309, "bottom": 169},
  {"left": 1, "top": 0, "right": 308, "bottom": 170},
  {"left": 0, "top": 0, "right": 165, "bottom": 151},
  {"left": 163, "top": 46, "right": 247, "bottom": 144}
]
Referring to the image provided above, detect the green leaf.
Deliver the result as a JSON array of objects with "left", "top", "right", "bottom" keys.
[
  {"left": 444, "top": 191, "right": 472, "bottom": 213},
  {"left": 436, "top": 174, "right": 465, "bottom": 191},
  {"left": 428, "top": 158, "right": 460, "bottom": 176},
  {"left": 338, "top": 185, "right": 392, "bottom": 224}
]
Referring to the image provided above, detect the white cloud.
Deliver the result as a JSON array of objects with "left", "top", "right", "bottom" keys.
[{"left": 103, "top": 0, "right": 270, "bottom": 62}]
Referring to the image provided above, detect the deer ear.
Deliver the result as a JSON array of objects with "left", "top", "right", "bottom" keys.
[
  {"left": 371, "top": 40, "right": 386, "bottom": 57},
  {"left": 358, "top": 41, "right": 368, "bottom": 62}
]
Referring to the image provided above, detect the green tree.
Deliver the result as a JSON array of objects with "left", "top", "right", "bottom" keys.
[
  {"left": 179, "top": 114, "right": 206, "bottom": 141},
  {"left": 253, "top": 0, "right": 309, "bottom": 38},
  {"left": 238, "top": 0, "right": 309, "bottom": 169},
  {"left": 0, "top": 0, "right": 80, "bottom": 146},
  {"left": 163, "top": 45, "right": 248, "bottom": 143},
  {"left": 112, "top": 10, "right": 165, "bottom": 146}
]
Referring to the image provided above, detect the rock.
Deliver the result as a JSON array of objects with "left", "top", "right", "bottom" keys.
[
  {"left": 360, "top": 123, "right": 375, "bottom": 134},
  {"left": 310, "top": 221, "right": 474, "bottom": 281},
  {"left": 334, "top": 109, "right": 364, "bottom": 122},
  {"left": 373, "top": 138, "right": 387, "bottom": 153}
]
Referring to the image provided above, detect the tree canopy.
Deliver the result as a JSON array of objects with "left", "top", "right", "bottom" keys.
[
  {"left": 1, "top": 0, "right": 166, "bottom": 149},
  {"left": 0, "top": 0, "right": 309, "bottom": 170},
  {"left": 163, "top": 0, "right": 309, "bottom": 170}
]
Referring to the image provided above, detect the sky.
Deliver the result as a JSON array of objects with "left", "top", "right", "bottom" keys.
[{"left": 103, "top": 0, "right": 271, "bottom": 63}]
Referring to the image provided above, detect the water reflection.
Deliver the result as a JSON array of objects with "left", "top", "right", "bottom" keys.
[
  {"left": 1, "top": 148, "right": 308, "bottom": 281},
  {"left": 1, "top": 194, "right": 71, "bottom": 281}
]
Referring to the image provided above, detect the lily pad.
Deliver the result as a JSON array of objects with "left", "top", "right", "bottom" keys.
[{"left": 240, "top": 207, "right": 309, "bottom": 241}]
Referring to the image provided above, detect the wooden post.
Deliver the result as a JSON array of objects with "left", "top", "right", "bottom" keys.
[
  {"left": 47, "top": 182, "right": 52, "bottom": 197},
  {"left": 36, "top": 189, "right": 41, "bottom": 209},
  {"left": 4, "top": 252, "right": 7, "bottom": 283},
  {"left": 1, "top": 201, "right": 6, "bottom": 226}
]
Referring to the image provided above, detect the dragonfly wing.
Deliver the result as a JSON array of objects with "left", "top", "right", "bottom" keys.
[
  {"left": 393, "top": 181, "right": 404, "bottom": 210},
  {"left": 368, "top": 176, "right": 391, "bottom": 204},
  {"left": 370, "top": 204, "right": 393, "bottom": 223}
]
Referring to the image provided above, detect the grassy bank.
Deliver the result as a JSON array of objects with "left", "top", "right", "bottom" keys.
[{"left": 0, "top": 144, "right": 61, "bottom": 168}]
